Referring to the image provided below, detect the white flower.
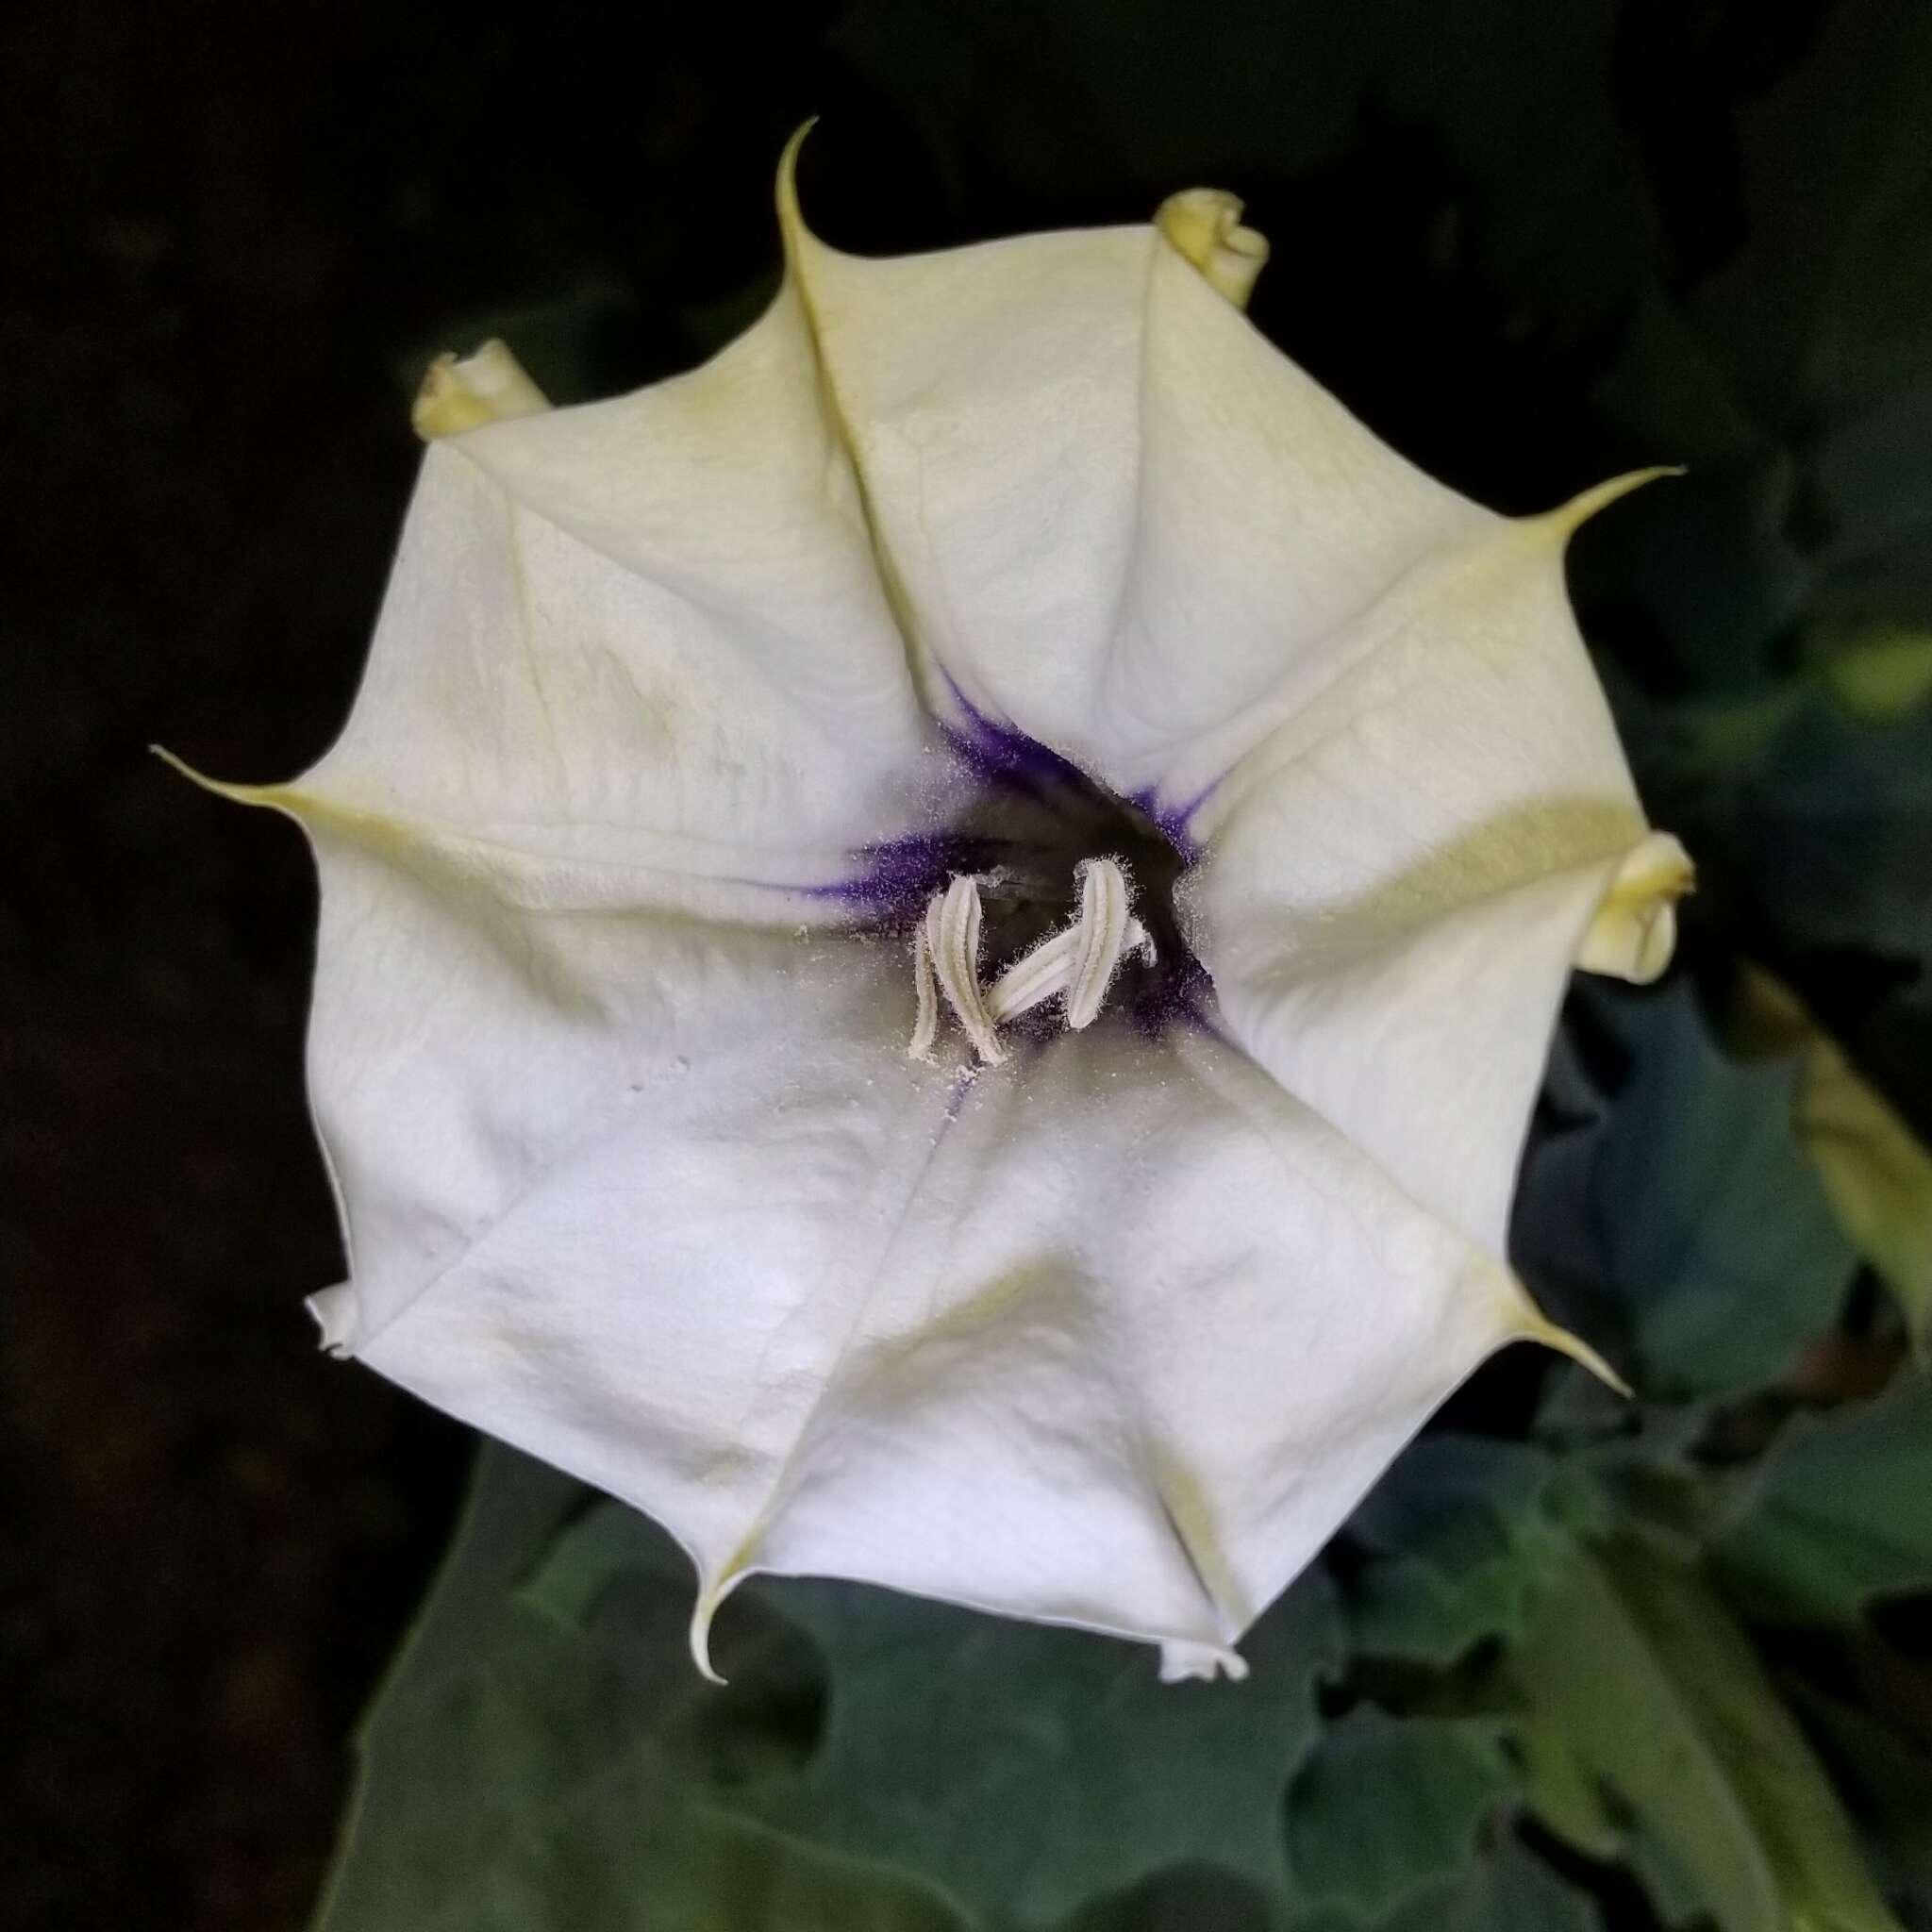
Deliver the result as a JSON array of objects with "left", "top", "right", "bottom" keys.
[{"left": 173, "top": 135, "right": 1690, "bottom": 1682}]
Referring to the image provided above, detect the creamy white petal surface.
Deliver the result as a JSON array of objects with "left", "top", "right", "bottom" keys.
[{"left": 215, "top": 142, "right": 1690, "bottom": 1679}]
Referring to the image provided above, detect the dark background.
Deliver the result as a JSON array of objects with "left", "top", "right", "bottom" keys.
[{"left": 4, "top": 2, "right": 1926, "bottom": 1927}]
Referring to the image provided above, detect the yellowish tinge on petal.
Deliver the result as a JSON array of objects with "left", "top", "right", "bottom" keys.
[
  {"left": 1538, "top": 464, "right": 1686, "bottom": 542},
  {"left": 411, "top": 339, "right": 551, "bottom": 441},
  {"left": 150, "top": 743, "right": 286, "bottom": 810},
  {"left": 1507, "top": 1287, "right": 1634, "bottom": 1398},
  {"left": 154, "top": 745, "right": 413, "bottom": 857},
  {"left": 1576, "top": 832, "right": 1695, "bottom": 985},
  {"left": 1155, "top": 188, "right": 1270, "bottom": 309}
]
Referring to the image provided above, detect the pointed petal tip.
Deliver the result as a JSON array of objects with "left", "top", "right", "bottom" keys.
[
  {"left": 1541, "top": 464, "right": 1687, "bottom": 541},
  {"left": 411, "top": 340, "right": 550, "bottom": 441},
  {"left": 1156, "top": 187, "right": 1270, "bottom": 308},
  {"left": 151, "top": 743, "right": 282, "bottom": 809},
  {"left": 1514, "top": 1301, "right": 1633, "bottom": 1398},
  {"left": 1578, "top": 832, "right": 1695, "bottom": 985},
  {"left": 1158, "top": 1637, "right": 1250, "bottom": 1684},
  {"left": 690, "top": 1564, "right": 757, "bottom": 1686},
  {"left": 774, "top": 119, "right": 823, "bottom": 256},
  {"left": 688, "top": 1595, "right": 729, "bottom": 1686},
  {"left": 306, "top": 1285, "right": 358, "bottom": 1358}
]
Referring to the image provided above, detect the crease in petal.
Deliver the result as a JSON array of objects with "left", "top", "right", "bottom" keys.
[
  {"left": 339, "top": 978, "right": 1624, "bottom": 1675},
  {"left": 302, "top": 262, "right": 942, "bottom": 899},
  {"left": 1177, "top": 483, "right": 1681, "bottom": 1256}
]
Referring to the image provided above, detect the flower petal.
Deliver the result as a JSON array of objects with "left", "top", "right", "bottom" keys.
[
  {"left": 331, "top": 901, "right": 1544, "bottom": 1672},
  {"left": 1183, "top": 508, "right": 1685, "bottom": 1252},
  {"left": 297, "top": 276, "right": 947, "bottom": 912},
  {"left": 776, "top": 142, "right": 1491, "bottom": 802}
]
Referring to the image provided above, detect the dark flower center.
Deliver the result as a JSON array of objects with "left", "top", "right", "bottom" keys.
[{"left": 833, "top": 704, "right": 1210, "bottom": 1043}]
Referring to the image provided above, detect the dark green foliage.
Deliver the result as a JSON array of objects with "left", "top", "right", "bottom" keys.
[
  {"left": 734, "top": 1562, "right": 1341, "bottom": 1929},
  {"left": 1345, "top": 1437, "right": 1603, "bottom": 1666},
  {"left": 1511, "top": 1539, "right": 1901, "bottom": 1932},
  {"left": 1712, "top": 1374, "right": 1932, "bottom": 1625},
  {"left": 1284, "top": 1709, "right": 1517, "bottom": 1922},
  {"left": 1515, "top": 977, "right": 1857, "bottom": 1399}
]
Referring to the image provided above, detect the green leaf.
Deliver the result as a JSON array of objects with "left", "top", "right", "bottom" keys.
[
  {"left": 314, "top": 1449, "right": 1353, "bottom": 1931},
  {"left": 1509, "top": 1537, "right": 1903, "bottom": 1932},
  {"left": 1797, "top": 1032, "right": 1932, "bottom": 1357},
  {"left": 1712, "top": 1372, "right": 1932, "bottom": 1625},
  {"left": 310, "top": 1444, "right": 964, "bottom": 1932},
  {"left": 1514, "top": 978, "right": 1857, "bottom": 1399},
  {"left": 1783, "top": 1676, "right": 1932, "bottom": 1904},
  {"left": 1051, "top": 1865, "right": 1290, "bottom": 1932},
  {"left": 1356, "top": 1836, "right": 1603, "bottom": 1932},
  {"left": 1345, "top": 1435, "right": 1604, "bottom": 1666},
  {"left": 1284, "top": 1707, "right": 1517, "bottom": 1924},
  {"left": 1512, "top": 1714, "right": 1620, "bottom": 1865},
  {"left": 728, "top": 1561, "right": 1346, "bottom": 1932},
  {"left": 1623, "top": 1828, "right": 1710, "bottom": 1932}
]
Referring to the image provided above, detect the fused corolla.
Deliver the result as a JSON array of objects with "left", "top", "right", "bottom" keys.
[{"left": 175, "top": 132, "right": 1690, "bottom": 1681}]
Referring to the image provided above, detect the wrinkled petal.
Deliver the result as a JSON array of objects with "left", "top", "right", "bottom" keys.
[
  {"left": 303, "top": 278, "right": 947, "bottom": 911},
  {"left": 337, "top": 919, "right": 1549, "bottom": 1672},
  {"left": 1180, "top": 502, "right": 1689, "bottom": 1251},
  {"left": 777, "top": 140, "right": 1488, "bottom": 799},
  {"left": 777, "top": 142, "right": 1687, "bottom": 1254}
]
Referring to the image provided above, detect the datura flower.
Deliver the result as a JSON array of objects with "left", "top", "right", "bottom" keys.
[{"left": 173, "top": 135, "right": 1691, "bottom": 1683}]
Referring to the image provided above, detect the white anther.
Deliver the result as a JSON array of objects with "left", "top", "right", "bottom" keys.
[
  {"left": 908, "top": 920, "right": 941, "bottom": 1060},
  {"left": 986, "top": 926, "right": 1079, "bottom": 1024},
  {"left": 1066, "top": 858, "right": 1132, "bottom": 1030},
  {"left": 925, "top": 875, "right": 1006, "bottom": 1066},
  {"left": 985, "top": 913, "right": 1154, "bottom": 1025},
  {"left": 908, "top": 859, "right": 1151, "bottom": 1060}
]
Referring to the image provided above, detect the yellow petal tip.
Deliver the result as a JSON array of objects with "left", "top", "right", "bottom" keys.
[
  {"left": 774, "top": 119, "right": 823, "bottom": 254},
  {"left": 411, "top": 339, "right": 550, "bottom": 441},
  {"left": 1516, "top": 1304, "right": 1632, "bottom": 1397},
  {"left": 1577, "top": 832, "right": 1695, "bottom": 985},
  {"left": 1157, "top": 188, "right": 1270, "bottom": 309},
  {"left": 151, "top": 743, "right": 283, "bottom": 809},
  {"left": 1542, "top": 465, "right": 1686, "bottom": 541}
]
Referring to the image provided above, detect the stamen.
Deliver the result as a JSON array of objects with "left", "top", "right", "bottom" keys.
[
  {"left": 1066, "top": 858, "right": 1131, "bottom": 1030},
  {"left": 925, "top": 875, "right": 1007, "bottom": 1066},
  {"left": 908, "top": 920, "right": 940, "bottom": 1060},
  {"left": 986, "top": 927, "right": 1078, "bottom": 1024},
  {"left": 985, "top": 912, "right": 1154, "bottom": 1024},
  {"left": 908, "top": 858, "right": 1156, "bottom": 1060}
]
